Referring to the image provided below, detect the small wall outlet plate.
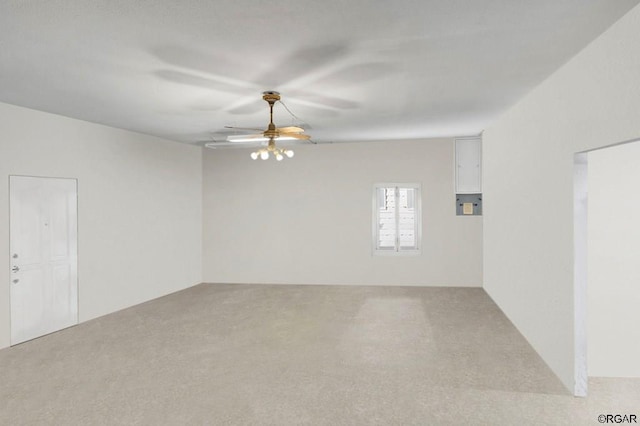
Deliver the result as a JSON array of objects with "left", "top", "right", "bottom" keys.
[{"left": 456, "top": 194, "right": 482, "bottom": 216}]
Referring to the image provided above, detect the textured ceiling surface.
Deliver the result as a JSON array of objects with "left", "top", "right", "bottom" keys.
[{"left": 0, "top": 0, "right": 638, "bottom": 145}]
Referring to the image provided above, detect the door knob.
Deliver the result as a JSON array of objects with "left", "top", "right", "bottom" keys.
[
  {"left": 12, "top": 279, "right": 19, "bottom": 284},
  {"left": 11, "top": 266, "right": 19, "bottom": 272}
]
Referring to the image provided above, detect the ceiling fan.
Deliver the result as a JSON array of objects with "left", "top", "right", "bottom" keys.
[
  {"left": 205, "top": 91, "right": 310, "bottom": 160},
  {"left": 225, "top": 91, "right": 310, "bottom": 140}
]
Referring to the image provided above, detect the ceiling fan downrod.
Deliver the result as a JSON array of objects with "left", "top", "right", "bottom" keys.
[{"left": 262, "top": 91, "right": 280, "bottom": 135}]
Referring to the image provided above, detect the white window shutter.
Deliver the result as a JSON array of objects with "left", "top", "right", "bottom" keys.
[{"left": 373, "top": 184, "right": 421, "bottom": 254}]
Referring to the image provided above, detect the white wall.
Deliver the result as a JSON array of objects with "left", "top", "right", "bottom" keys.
[
  {"left": 482, "top": 4, "right": 640, "bottom": 393},
  {"left": 587, "top": 141, "right": 640, "bottom": 377},
  {"left": 0, "top": 102, "right": 202, "bottom": 349},
  {"left": 203, "top": 138, "right": 482, "bottom": 287}
]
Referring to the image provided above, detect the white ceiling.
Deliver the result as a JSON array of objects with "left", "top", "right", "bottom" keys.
[{"left": 1, "top": 0, "right": 638, "bottom": 145}]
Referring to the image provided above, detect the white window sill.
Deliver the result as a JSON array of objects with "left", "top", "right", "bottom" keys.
[{"left": 373, "top": 249, "right": 421, "bottom": 257}]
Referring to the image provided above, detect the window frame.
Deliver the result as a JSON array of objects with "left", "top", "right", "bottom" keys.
[{"left": 372, "top": 182, "right": 422, "bottom": 256}]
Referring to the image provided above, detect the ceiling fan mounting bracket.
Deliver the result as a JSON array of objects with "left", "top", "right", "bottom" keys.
[{"left": 262, "top": 91, "right": 281, "bottom": 105}]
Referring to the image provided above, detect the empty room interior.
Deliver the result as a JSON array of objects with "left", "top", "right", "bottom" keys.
[{"left": 1, "top": 1, "right": 640, "bottom": 424}]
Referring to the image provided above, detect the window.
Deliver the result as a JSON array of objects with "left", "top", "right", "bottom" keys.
[{"left": 373, "top": 183, "right": 421, "bottom": 254}]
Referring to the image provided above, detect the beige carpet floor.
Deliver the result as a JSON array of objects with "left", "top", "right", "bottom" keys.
[{"left": 0, "top": 283, "right": 638, "bottom": 425}]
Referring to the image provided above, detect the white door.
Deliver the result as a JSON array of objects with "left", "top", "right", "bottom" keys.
[{"left": 10, "top": 176, "right": 78, "bottom": 345}]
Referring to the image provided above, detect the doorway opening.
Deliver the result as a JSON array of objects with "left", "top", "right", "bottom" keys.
[{"left": 573, "top": 138, "right": 640, "bottom": 396}]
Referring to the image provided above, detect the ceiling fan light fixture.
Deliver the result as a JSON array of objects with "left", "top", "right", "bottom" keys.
[
  {"left": 249, "top": 146, "right": 295, "bottom": 162},
  {"left": 226, "top": 92, "right": 306, "bottom": 162}
]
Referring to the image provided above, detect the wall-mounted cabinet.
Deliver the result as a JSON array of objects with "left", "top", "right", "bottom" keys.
[{"left": 455, "top": 137, "right": 482, "bottom": 194}]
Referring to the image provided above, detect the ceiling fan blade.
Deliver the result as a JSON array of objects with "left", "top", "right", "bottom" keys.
[
  {"left": 226, "top": 133, "right": 266, "bottom": 143},
  {"left": 276, "top": 126, "right": 305, "bottom": 133},
  {"left": 205, "top": 140, "right": 267, "bottom": 149},
  {"left": 224, "top": 126, "right": 265, "bottom": 131},
  {"left": 280, "top": 132, "right": 310, "bottom": 140}
]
